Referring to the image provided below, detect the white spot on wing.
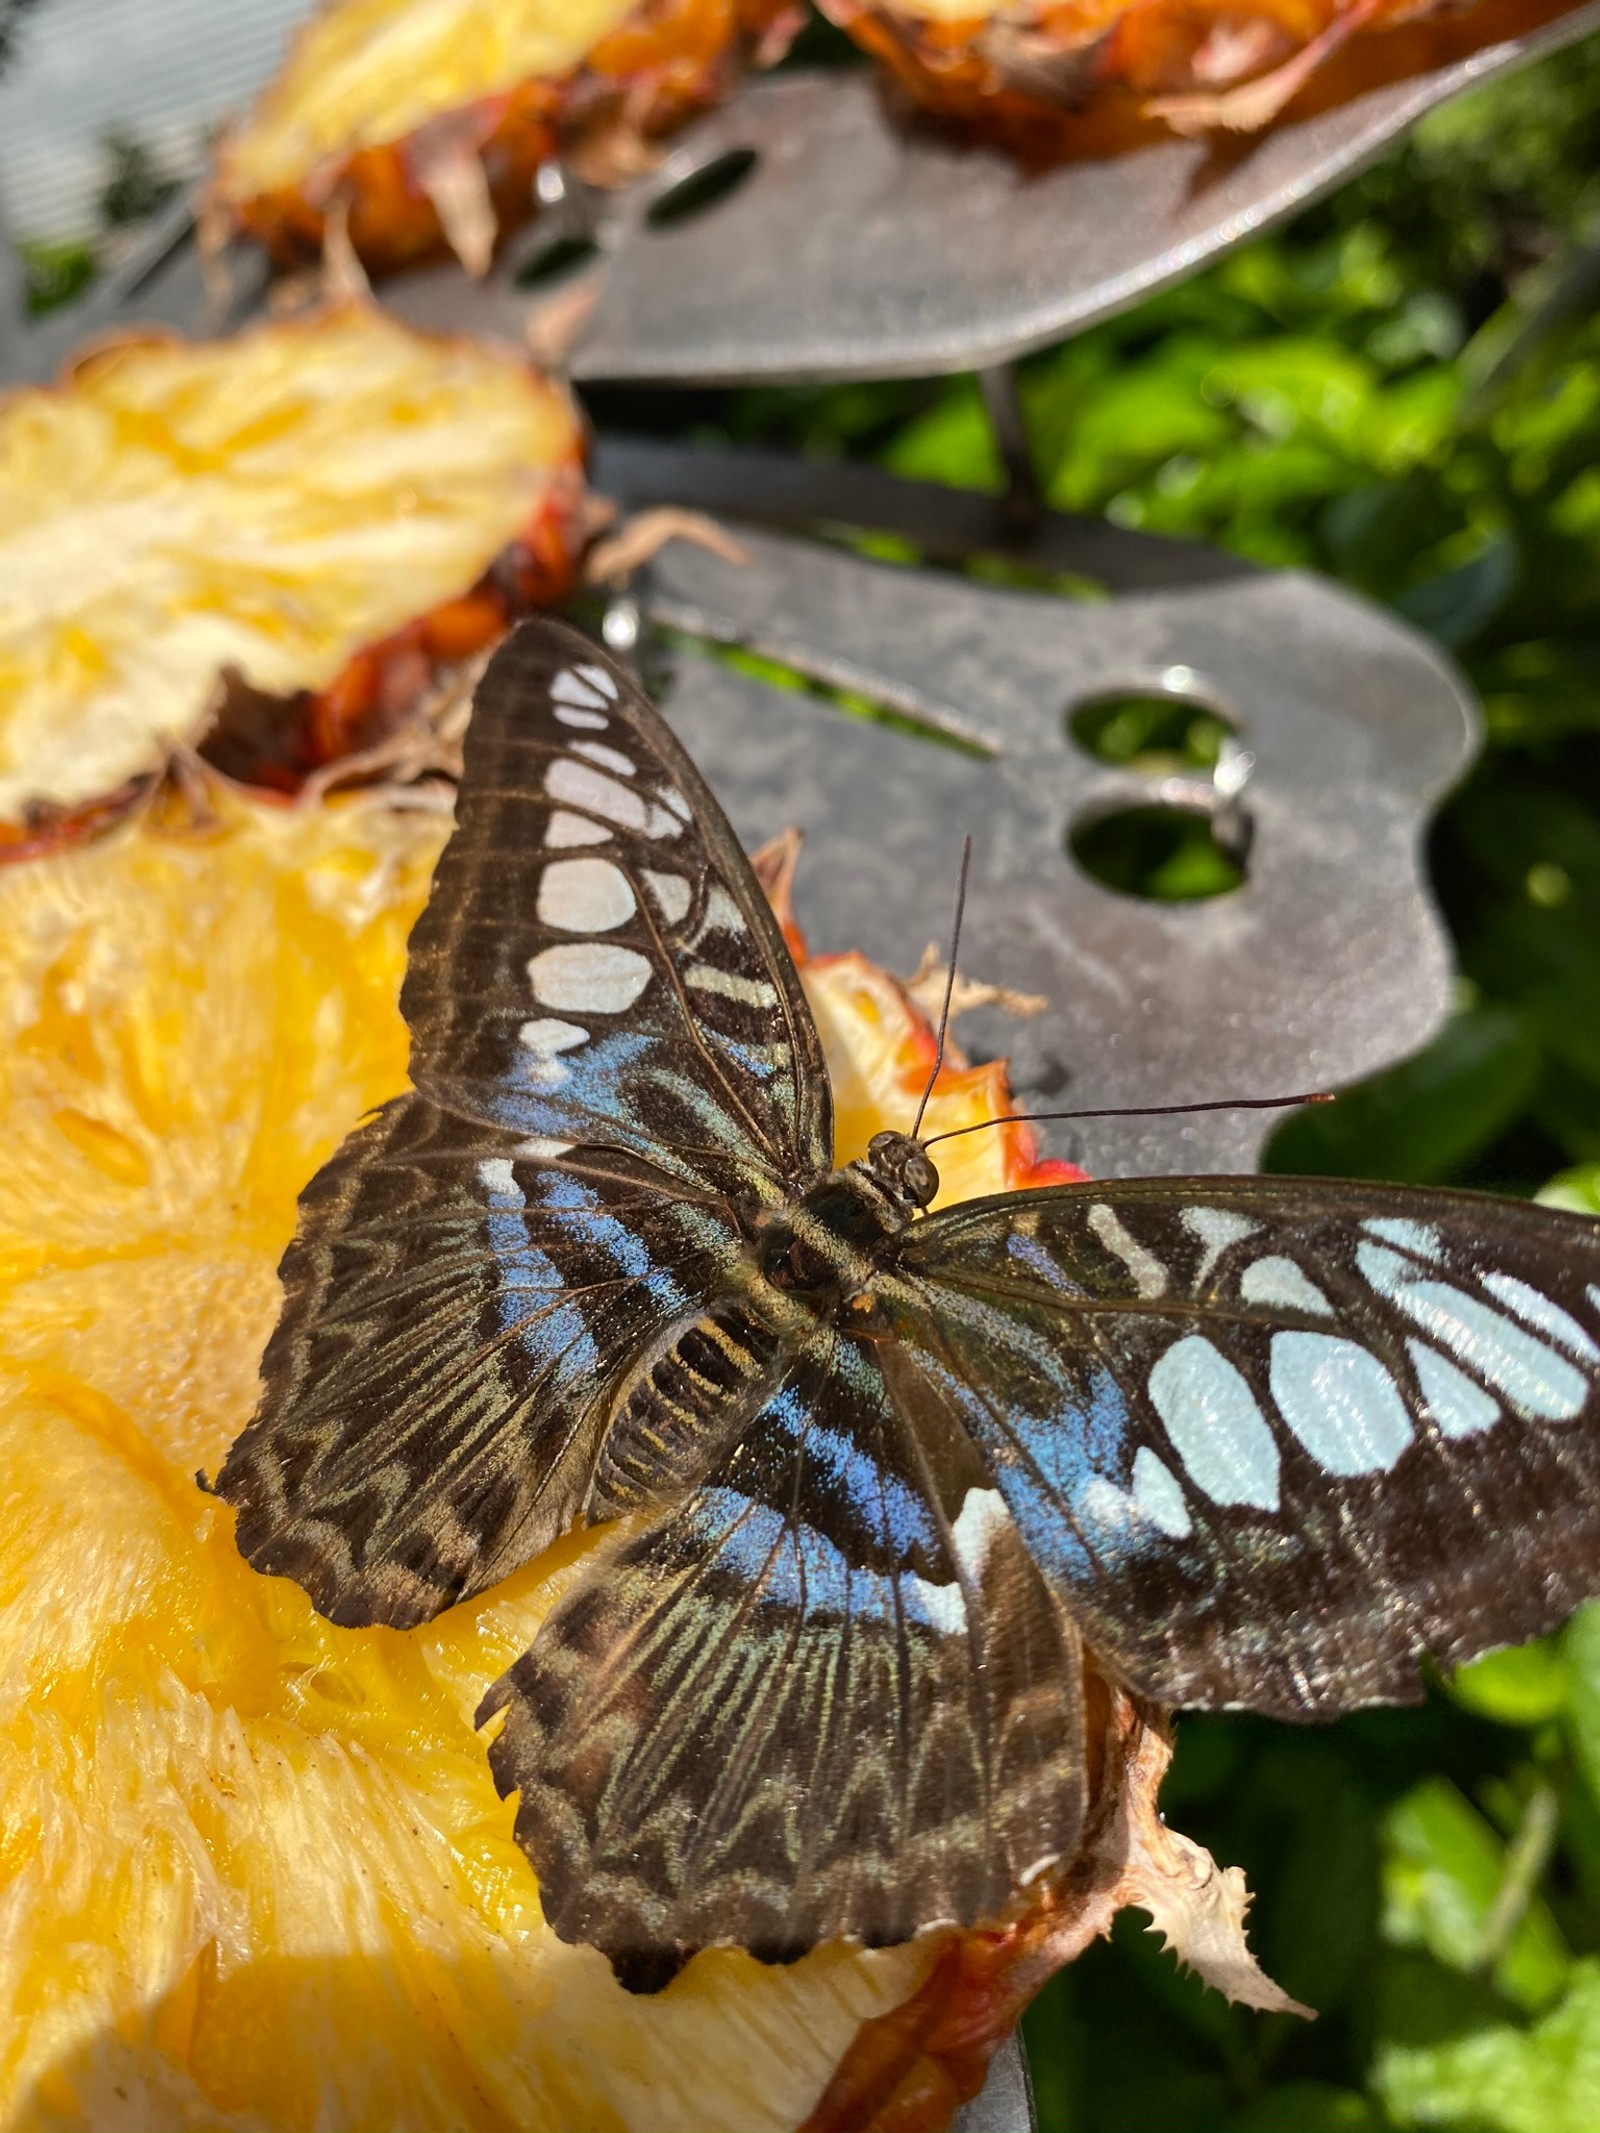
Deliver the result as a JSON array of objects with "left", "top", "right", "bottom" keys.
[
  {"left": 702, "top": 885, "right": 744, "bottom": 935},
  {"left": 555, "top": 704, "right": 608, "bottom": 731},
  {"left": 551, "top": 668, "right": 607, "bottom": 711},
  {"left": 1482, "top": 1273, "right": 1599, "bottom": 1362},
  {"left": 545, "top": 808, "right": 610, "bottom": 848},
  {"left": 687, "top": 964, "right": 777, "bottom": 1008},
  {"left": 1181, "top": 1205, "right": 1261, "bottom": 1280},
  {"left": 537, "top": 856, "right": 635, "bottom": 933},
  {"left": 1360, "top": 1248, "right": 1587, "bottom": 1422},
  {"left": 515, "top": 1137, "right": 573, "bottom": 1162},
  {"left": 1241, "top": 1255, "right": 1334, "bottom": 1318},
  {"left": 528, "top": 942, "right": 652, "bottom": 1014},
  {"left": 904, "top": 1575, "right": 968, "bottom": 1635},
  {"left": 548, "top": 756, "right": 648, "bottom": 832},
  {"left": 573, "top": 740, "right": 637, "bottom": 777},
  {"left": 1149, "top": 1336, "right": 1281, "bottom": 1511},
  {"left": 1131, "top": 1447, "right": 1192, "bottom": 1538},
  {"left": 1408, "top": 1340, "right": 1499, "bottom": 1439},
  {"left": 1269, "top": 1332, "right": 1413, "bottom": 1474},
  {"left": 477, "top": 1157, "right": 520, "bottom": 1200},
  {"left": 642, "top": 869, "right": 692, "bottom": 925},
  {"left": 518, "top": 1017, "right": 587, "bottom": 1087},
  {"left": 949, "top": 1487, "right": 1011, "bottom": 1580},
  {"left": 1089, "top": 1203, "right": 1168, "bottom": 1299},
  {"left": 1364, "top": 1216, "right": 1445, "bottom": 1261},
  {"left": 575, "top": 662, "right": 618, "bottom": 700}
]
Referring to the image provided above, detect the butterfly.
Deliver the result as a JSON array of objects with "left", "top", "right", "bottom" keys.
[{"left": 214, "top": 616, "right": 1600, "bottom": 1991}]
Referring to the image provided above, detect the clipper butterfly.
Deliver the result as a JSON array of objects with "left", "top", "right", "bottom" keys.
[{"left": 215, "top": 619, "right": 1600, "bottom": 1986}]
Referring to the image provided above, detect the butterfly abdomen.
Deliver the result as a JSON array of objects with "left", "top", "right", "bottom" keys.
[
  {"left": 590, "top": 1301, "right": 791, "bottom": 1512},
  {"left": 589, "top": 1168, "right": 913, "bottom": 1513}
]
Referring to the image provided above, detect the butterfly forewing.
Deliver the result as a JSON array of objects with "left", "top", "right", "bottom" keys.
[
  {"left": 401, "top": 620, "right": 831, "bottom": 1202},
  {"left": 481, "top": 1324, "right": 1087, "bottom": 1973},
  {"left": 215, "top": 1095, "right": 751, "bottom": 1625},
  {"left": 885, "top": 1176, "right": 1600, "bottom": 1716}
]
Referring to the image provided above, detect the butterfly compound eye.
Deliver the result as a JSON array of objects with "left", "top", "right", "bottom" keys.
[{"left": 866, "top": 1131, "right": 940, "bottom": 1210}]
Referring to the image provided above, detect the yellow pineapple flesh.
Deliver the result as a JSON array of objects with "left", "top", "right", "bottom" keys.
[{"left": 0, "top": 309, "right": 584, "bottom": 829}]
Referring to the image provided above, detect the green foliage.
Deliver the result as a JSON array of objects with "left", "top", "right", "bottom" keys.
[
  {"left": 18, "top": 235, "right": 95, "bottom": 316},
  {"left": 717, "top": 27, "right": 1600, "bottom": 2128},
  {"left": 97, "top": 130, "right": 180, "bottom": 231}
]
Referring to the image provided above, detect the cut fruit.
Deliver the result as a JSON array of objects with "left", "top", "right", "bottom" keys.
[
  {"left": 0, "top": 780, "right": 1289, "bottom": 2129},
  {"left": 211, "top": 0, "right": 799, "bottom": 275},
  {"left": 0, "top": 307, "right": 585, "bottom": 834},
  {"left": 821, "top": 0, "right": 1592, "bottom": 142}
]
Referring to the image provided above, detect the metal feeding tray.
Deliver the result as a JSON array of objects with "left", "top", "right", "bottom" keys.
[
  {"left": 4, "top": 2, "right": 1598, "bottom": 388},
  {"left": 0, "top": 14, "right": 1532, "bottom": 2125}
]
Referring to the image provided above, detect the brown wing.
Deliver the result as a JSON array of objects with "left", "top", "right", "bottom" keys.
[
  {"left": 479, "top": 1325, "right": 1086, "bottom": 1984},
  {"left": 214, "top": 1096, "right": 746, "bottom": 1627}
]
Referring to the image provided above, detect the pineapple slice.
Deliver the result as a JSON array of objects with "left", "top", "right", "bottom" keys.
[
  {"left": 0, "top": 777, "right": 1291, "bottom": 2128},
  {"left": 0, "top": 308, "right": 585, "bottom": 835},
  {"left": 211, "top": 0, "right": 798, "bottom": 275},
  {"left": 820, "top": 0, "right": 1586, "bottom": 140},
  {"left": 0, "top": 783, "right": 939, "bottom": 2133}
]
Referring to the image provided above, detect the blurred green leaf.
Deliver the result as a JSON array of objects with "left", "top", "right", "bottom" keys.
[
  {"left": 1564, "top": 1607, "right": 1600, "bottom": 1813},
  {"left": 1395, "top": 531, "right": 1518, "bottom": 649},
  {"left": 1225, "top": 2084, "right": 1385, "bottom": 2133},
  {"left": 1450, "top": 1641, "right": 1572, "bottom": 1729},
  {"left": 1382, "top": 1777, "right": 1571, "bottom": 2012},
  {"left": 1375, "top": 1957, "right": 1600, "bottom": 2132},
  {"left": 1539, "top": 1163, "right": 1600, "bottom": 1215}
]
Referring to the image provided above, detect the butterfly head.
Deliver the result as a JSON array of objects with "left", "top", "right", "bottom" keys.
[{"left": 863, "top": 1130, "right": 940, "bottom": 1213}]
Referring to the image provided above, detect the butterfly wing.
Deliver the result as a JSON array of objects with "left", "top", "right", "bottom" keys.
[
  {"left": 216, "top": 619, "right": 831, "bottom": 1625},
  {"left": 215, "top": 1096, "right": 751, "bottom": 1625},
  {"left": 481, "top": 1324, "right": 1088, "bottom": 1978},
  {"left": 880, "top": 1176, "right": 1600, "bottom": 1717},
  {"left": 401, "top": 618, "right": 831, "bottom": 1201}
]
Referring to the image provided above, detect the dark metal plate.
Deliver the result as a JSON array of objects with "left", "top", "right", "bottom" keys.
[
  {"left": 596, "top": 442, "right": 1477, "bottom": 1181},
  {"left": 564, "top": 4, "right": 1600, "bottom": 383}
]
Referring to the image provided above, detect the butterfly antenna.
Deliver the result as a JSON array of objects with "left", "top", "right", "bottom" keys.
[
  {"left": 921, "top": 1089, "right": 1333, "bottom": 1151},
  {"left": 912, "top": 835, "right": 973, "bottom": 1141}
]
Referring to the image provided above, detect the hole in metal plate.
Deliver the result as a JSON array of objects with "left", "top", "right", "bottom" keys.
[
  {"left": 1069, "top": 802, "right": 1248, "bottom": 901},
  {"left": 660, "top": 626, "right": 996, "bottom": 757},
  {"left": 512, "top": 233, "right": 603, "bottom": 289},
  {"left": 1068, "top": 674, "right": 1238, "bottom": 775},
  {"left": 646, "top": 148, "right": 760, "bottom": 231}
]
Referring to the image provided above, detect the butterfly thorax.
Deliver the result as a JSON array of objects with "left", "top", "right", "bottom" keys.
[{"left": 749, "top": 1131, "right": 938, "bottom": 1307}]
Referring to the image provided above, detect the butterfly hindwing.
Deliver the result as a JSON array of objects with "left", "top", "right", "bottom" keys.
[
  {"left": 481, "top": 1325, "right": 1087, "bottom": 1972},
  {"left": 884, "top": 1175, "right": 1600, "bottom": 1717},
  {"left": 215, "top": 1096, "right": 755, "bottom": 1626},
  {"left": 401, "top": 619, "right": 831, "bottom": 1200}
]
